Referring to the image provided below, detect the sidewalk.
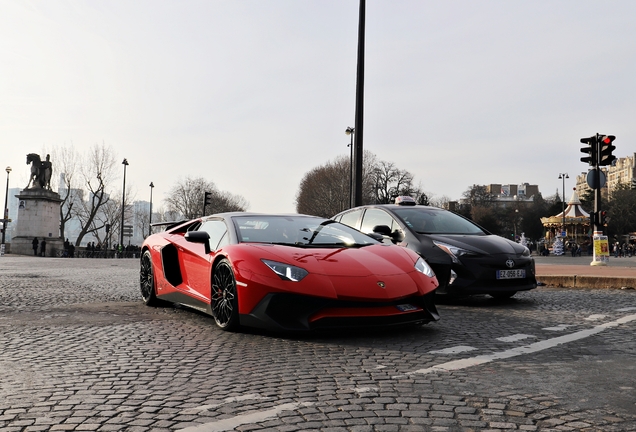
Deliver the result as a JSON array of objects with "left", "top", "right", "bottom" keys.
[{"left": 534, "top": 255, "right": 636, "bottom": 289}]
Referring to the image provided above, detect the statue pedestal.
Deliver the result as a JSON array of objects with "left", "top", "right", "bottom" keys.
[{"left": 10, "top": 188, "right": 63, "bottom": 256}]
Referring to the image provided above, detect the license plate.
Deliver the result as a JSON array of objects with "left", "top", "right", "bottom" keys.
[
  {"left": 496, "top": 269, "right": 525, "bottom": 279},
  {"left": 396, "top": 304, "right": 419, "bottom": 312}
]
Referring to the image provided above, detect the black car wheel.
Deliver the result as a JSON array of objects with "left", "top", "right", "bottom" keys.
[
  {"left": 140, "top": 250, "right": 159, "bottom": 306},
  {"left": 211, "top": 259, "right": 239, "bottom": 331}
]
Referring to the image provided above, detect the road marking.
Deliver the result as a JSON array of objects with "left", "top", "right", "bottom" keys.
[
  {"left": 497, "top": 334, "right": 536, "bottom": 342},
  {"left": 396, "top": 314, "right": 636, "bottom": 378},
  {"left": 182, "top": 394, "right": 271, "bottom": 414},
  {"left": 178, "top": 402, "right": 314, "bottom": 432},
  {"left": 585, "top": 314, "right": 607, "bottom": 321},
  {"left": 429, "top": 345, "right": 477, "bottom": 355},
  {"left": 617, "top": 307, "right": 636, "bottom": 311},
  {"left": 543, "top": 324, "right": 574, "bottom": 331}
]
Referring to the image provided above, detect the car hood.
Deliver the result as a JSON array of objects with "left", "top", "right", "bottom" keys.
[
  {"left": 425, "top": 234, "right": 527, "bottom": 256},
  {"left": 243, "top": 243, "right": 437, "bottom": 299},
  {"left": 253, "top": 243, "right": 418, "bottom": 277}
]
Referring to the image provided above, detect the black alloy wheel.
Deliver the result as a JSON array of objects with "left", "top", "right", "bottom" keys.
[
  {"left": 211, "top": 259, "right": 239, "bottom": 331},
  {"left": 140, "top": 250, "right": 159, "bottom": 306}
]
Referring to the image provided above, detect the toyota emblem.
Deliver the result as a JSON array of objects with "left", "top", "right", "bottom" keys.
[{"left": 505, "top": 259, "right": 515, "bottom": 268}]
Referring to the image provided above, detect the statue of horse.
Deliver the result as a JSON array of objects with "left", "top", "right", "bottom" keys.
[{"left": 26, "top": 153, "right": 41, "bottom": 189}]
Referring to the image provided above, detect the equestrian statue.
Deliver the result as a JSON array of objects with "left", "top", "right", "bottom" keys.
[{"left": 26, "top": 153, "right": 53, "bottom": 190}]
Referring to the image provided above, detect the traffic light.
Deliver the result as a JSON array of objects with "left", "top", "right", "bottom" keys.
[
  {"left": 590, "top": 211, "right": 597, "bottom": 228},
  {"left": 599, "top": 210, "right": 608, "bottom": 226},
  {"left": 203, "top": 191, "right": 212, "bottom": 216},
  {"left": 632, "top": 178, "right": 636, "bottom": 190},
  {"left": 580, "top": 136, "right": 597, "bottom": 166},
  {"left": 598, "top": 135, "right": 616, "bottom": 166},
  {"left": 122, "top": 224, "right": 133, "bottom": 237}
]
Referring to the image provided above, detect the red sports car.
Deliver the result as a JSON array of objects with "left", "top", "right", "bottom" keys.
[{"left": 139, "top": 213, "right": 439, "bottom": 332}]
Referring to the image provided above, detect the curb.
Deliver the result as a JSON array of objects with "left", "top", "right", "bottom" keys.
[{"left": 537, "top": 275, "right": 636, "bottom": 290}]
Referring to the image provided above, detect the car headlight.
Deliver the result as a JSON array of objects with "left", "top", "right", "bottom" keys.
[
  {"left": 261, "top": 259, "right": 308, "bottom": 282},
  {"left": 522, "top": 247, "right": 531, "bottom": 257},
  {"left": 433, "top": 241, "right": 477, "bottom": 264},
  {"left": 414, "top": 257, "right": 435, "bottom": 278}
]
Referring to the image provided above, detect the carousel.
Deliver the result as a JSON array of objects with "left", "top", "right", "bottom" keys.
[{"left": 541, "top": 189, "right": 591, "bottom": 253}]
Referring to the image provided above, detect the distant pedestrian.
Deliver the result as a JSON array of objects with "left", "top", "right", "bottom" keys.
[
  {"left": 32, "top": 237, "right": 39, "bottom": 256},
  {"left": 40, "top": 238, "right": 46, "bottom": 257}
]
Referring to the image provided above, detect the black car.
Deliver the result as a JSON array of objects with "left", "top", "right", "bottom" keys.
[{"left": 333, "top": 196, "right": 537, "bottom": 298}]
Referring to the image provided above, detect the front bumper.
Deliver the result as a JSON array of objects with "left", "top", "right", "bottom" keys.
[{"left": 239, "top": 291, "right": 440, "bottom": 332}]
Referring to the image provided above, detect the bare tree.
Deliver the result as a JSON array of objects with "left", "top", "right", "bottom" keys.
[
  {"left": 73, "top": 143, "right": 119, "bottom": 246},
  {"left": 295, "top": 151, "right": 421, "bottom": 216},
  {"left": 428, "top": 194, "right": 451, "bottom": 209},
  {"left": 295, "top": 155, "right": 350, "bottom": 217},
  {"left": 371, "top": 161, "right": 419, "bottom": 204},
  {"left": 164, "top": 177, "right": 248, "bottom": 219},
  {"left": 134, "top": 205, "right": 151, "bottom": 240},
  {"left": 50, "top": 144, "right": 81, "bottom": 241}
]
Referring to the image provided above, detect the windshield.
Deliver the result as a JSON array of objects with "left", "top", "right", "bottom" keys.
[
  {"left": 392, "top": 207, "right": 486, "bottom": 235},
  {"left": 232, "top": 215, "right": 379, "bottom": 247}
]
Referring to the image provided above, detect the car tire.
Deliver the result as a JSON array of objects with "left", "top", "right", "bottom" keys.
[
  {"left": 140, "top": 250, "right": 160, "bottom": 306},
  {"left": 211, "top": 258, "right": 239, "bottom": 331}
]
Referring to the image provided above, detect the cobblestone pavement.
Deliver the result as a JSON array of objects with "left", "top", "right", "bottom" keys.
[{"left": 1, "top": 256, "right": 635, "bottom": 431}]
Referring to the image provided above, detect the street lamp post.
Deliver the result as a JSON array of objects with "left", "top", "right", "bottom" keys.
[
  {"left": 345, "top": 127, "right": 354, "bottom": 208},
  {"left": 120, "top": 159, "right": 129, "bottom": 253},
  {"left": 558, "top": 173, "right": 569, "bottom": 237},
  {"left": 149, "top": 182, "right": 154, "bottom": 237},
  {"left": 2, "top": 166, "right": 12, "bottom": 254}
]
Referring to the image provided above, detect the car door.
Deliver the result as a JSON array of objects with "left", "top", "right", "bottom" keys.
[{"left": 178, "top": 219, "right": 229, "bottom": 303}]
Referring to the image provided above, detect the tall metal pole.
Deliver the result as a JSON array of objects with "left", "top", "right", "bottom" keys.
[
  {"left": 352, "top": 0, "right": 365, "bottom": 207},
  {"left": 558, "top": 173, "right": 568, "bottom": 237},
  {"left": 149, "top": 182, "right": 154, "bottom": 237},
  {"left": 345, "top": 127, "right": 354, "bottom": 208},
  {"left": 593, "top": 133, "right": 602, "bottom": 233},
  {"left": 1, "top": 167, "right": 11, "bottom": 252},
  {"left": 120, "top": 159, "right": 128, "bottom": 250}
]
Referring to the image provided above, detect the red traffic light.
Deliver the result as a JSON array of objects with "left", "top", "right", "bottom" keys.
[{"left": 598, "top": 134, "right": 616, "bottom": 166}]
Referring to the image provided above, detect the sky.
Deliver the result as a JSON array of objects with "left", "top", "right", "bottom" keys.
[{"left": 2, "top": 0, "right": 635, "bottom": 214}]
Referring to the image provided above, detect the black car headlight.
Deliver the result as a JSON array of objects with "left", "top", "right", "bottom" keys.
[
  {"left": 262, "top": 259, "right": 309, "bottom": 282},
  {"left": 522, "top": 247, "right": 531, "bottom": 257},
  {"left": 414, "top": 257, "right": 435, "bottom": 278},
  {"left": 433, "top": 241, "right": 477, "bottom": 264}
]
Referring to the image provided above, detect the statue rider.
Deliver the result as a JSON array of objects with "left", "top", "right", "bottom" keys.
[{"left": 39, "top": 154, "right": 52, "bottom": 190}]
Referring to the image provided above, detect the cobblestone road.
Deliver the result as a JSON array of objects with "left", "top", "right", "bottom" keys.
[{"left": 1, "top": 256, "right": 635, "bottom": 431}]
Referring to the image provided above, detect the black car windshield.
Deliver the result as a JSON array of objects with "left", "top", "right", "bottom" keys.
[
  {"left": 391, "top": 207, "right": 486, "bottom": 235},
  {"left": 233, "top": 215, "right": 378, "bottom": 247}
]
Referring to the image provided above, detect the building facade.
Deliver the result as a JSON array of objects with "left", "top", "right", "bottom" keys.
[{"left": 575, "top": 153, "right": 636, "bottom": 200}]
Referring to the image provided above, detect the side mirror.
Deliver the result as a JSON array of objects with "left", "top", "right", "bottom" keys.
[
  {"left": 185, "top": 231, "right": 211, "bottom": 254},
  {"left": 372, "top": 225, "right": 405, "bottom": 244},
  {"left": 372, "top": 225, "right": 392, "bottom": 236}
]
